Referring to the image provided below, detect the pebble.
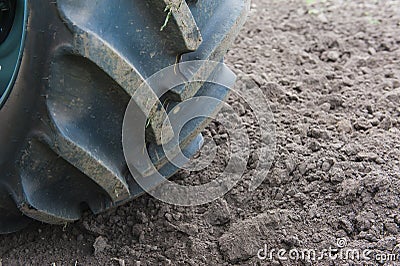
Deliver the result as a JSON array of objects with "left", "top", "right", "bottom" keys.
[
  {"left": 172, "top": 213, "right": 182, "bottom": 221},
  {"left": 309, "top": 140, "right": 322, "bottom": 152},
  {"left": 285, "top": 157, "right": 297, "bottom": 174},
  {"left": 165, "top": 213, "right": 173, "bottom": 222},
  {"left": 356, "top": 152, "right": 379, "bottom": 162},
  {"left": 339, "top": 218, "right": 354, "bottom": 234},
  {"left": 320, "top": 94, "right": 344, "bottom": 109},
  {"left": 379, "top": 116, "right": 392, "bottom": 130},
  {"left": 329, "top": 166, "right": 344, "bottom": 183},
  {"left": 286, "top": 92, "right": 299, "bottom": 102},
  {"left": 321, "top": 158, "right": 335, "bottom": 172},
  {"left": 341, "top": 143, "right": 360, "bottom": 156},
  {"left": 370, "top": 118, "right": 380, "bottom": 126},
  {"left": 317, "top": 13, "right": 328, "bottom": 23},
  {"left": 320, "top": 102, "right": 331, "bottom": 112},
  {"left": 327, "top": 51, "right": 340, "bottom": 62},
  {"left": 137, "top": 211, "right": 148, "bottom": 224},
  {"left": 203, "top": 199, "right": 231, "bottom": 226},
  {"left": 338, "top": 179, "right": 362, "bottom": 204},
  {"left": 364, "top": 233, "right": 379, "bottom": 242},
  {"left": 298, "top": 162, "right": 308, "bottom": 176},
  {"left": 355, "top": 212, "right": 373, "bottom": 231},
  {"left": 384, "top": 222, "right": 398, "bottom": 234},
  {"left": 393, "top": 80, "right": 400, "bottom": 88},
  {"left": 395, "top": 215, "right": 400, "bottom": 225},
  {"left": 177, "top": 223, "right": 199, "bottom": 236},
  {"left": 353, "top": 118, "right": 372, "bottom": 130},
  {"left": 283, "top": 235, "right": 302, "bottom": 247},
  {"left": 368, "top": 47, "right": 376, "bottom": 55},
  {"left": 93, "top": 236, "right": 110, "bottom": 256},
  {"left": 308, "top": 127, "right": 323, "bottom": 138},
  {"left": 337, "top": 119, "right": 352, "bottom": 133}
]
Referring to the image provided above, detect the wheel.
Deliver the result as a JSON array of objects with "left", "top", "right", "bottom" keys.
[{"left": 0, "top": 0, "right": 249, "bottom": 233}]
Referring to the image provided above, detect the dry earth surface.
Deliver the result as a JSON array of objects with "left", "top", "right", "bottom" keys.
[{"left": 1, "top": 0, "right": 400, "bottom": 265}]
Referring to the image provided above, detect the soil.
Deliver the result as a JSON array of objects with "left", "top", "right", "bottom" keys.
[{"left": 1, "top": 0, "right": 400, "bottom": 265}]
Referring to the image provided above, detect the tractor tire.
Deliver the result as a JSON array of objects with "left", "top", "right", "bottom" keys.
[{"left": 0, "top": 0, "right": 249, "bottom": 233}]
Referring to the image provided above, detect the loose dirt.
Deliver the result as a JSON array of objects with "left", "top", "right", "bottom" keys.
[{"left": 1, "top": 0, "right": 399, "bottom": 265}]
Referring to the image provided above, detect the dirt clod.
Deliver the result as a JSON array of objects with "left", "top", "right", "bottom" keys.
[{"left": 93, "top": 236, "right": 111, "bottom": 256}]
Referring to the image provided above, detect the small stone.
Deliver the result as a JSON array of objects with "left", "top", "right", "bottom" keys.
[
  {"left": 165, "top": 213, "right": 173, "bottom": 222},
  {"left": 370, "top": 118, "right": 380, "bottom": 126},
  {"left": 341, "top": 143, "right": 360, "bottom": 156},
  {"left": 325, "top": 72, "right": 336, "bottom": 80},
  {"left": 286, "top": 92, "right": 299, "bottom": 101},
  {"left": 220, "top": 133, "right": 229, "bottom": 140},
  {"left": 298, "top": 162, "right": 308, "bottom": 176},
  {"left": 337, "top": 119, "right": 352, "bottom": 133},
  {"left": 293, "top": 82, "right": 303, "bottom": 92},
  {"left": 320, "top": 102, "right": 331, "bottom": 112},
  {"left": 329, "top": 166, "right": 344, "bottom": 183},
  {"left": 263, "top": 82, "right": 285, "bottom": 100},
  {"left": 327, "top": 51, "right": 340, "bottom": 62},
  {"left": 337, "top": 179, "right": 361, "bottom": 204},
  {"left": 332, "top": 142, "right": 345, "bottom": 150},
  {"left": 355, "top": 212, "right": 373, "bottom": 231},
  {"left": 132, "top": 224, "right": 144, "bottom": 237},
  {"left": 275, "top": 190, "right": 284, "bottom": 200},
  {"left": 393, "top": 80, "right": 400, "bottom": 88},
  {"left": 360, "top": 67, "right": 371, "bottom": 74},
  {"left": 172, "top": 213, "right": 182, "bottom": 221},
  {"left": 322, "top": 158, "right": 335, "bottom": 172},
  {"left": 279, "top": 79, "right": 290, "bottom": 86},
  {"left": 384, "top": 222, "right": 398, "bottom": 234},
  {"left": 177, "top": 223, "right": 199, "bottom": 236},
  {"left": 285, "top": 157, "right": 297, "bottom": 174},
  {"left": 137, "top": 211, "right": 148, "bottom": 224},
  {"left": 364, "top": 234, "right": 378, "bottom": 242},
  {"left": 353, "top": 118, "right": 371, "bottom": 131},
  {"left": 308, "top": 127, "right": 322, "bottom": 138},
  {"left": 379, "top": 117, "right": 392, "bottom": 130},
  {"left": 356, "top": 152, "right": 379, "bottom": 162},
  {"left": 339, "top": 218, "right": 354, "bottom": 234},
  {"left": 368, "top": 47, "right": 376, "bottom": 55},
  {"left": 214, "top": 134, "right": 228, "bottom": 146},
  {"left": 203, "top": 199, "right": 231, "bottom": 226},
  {"left": 93, "top": 236, "right": 110, "bottom": 256},
  {"left": 320, "top": 94, "right": 344, "bottom": 109},
  {"left": 395, "top": 215, "right": 400, "bottom": 225},
  {"left": 342, "top": 77, "right": 354, "bottom": 87},
  {"left": 111, "top": 258, "right": 126, "bottom": 266},
  {"left": 375, "top": 157, "right": 385, "bottom": 164},
  {"left": 317, "top": 13, "right": 328, "bottom": 23},
  {"left": 283, "top": 235, "right": 302, "bottom": 247},
  {"left": 293, "top": 192, "right": 307, "bottom": 203},
  {"left": 309, "top": 140, "right": 321, "bottom": 152}
]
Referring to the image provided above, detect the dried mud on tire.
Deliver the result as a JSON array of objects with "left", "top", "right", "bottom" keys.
[{"left": 1, "top": 0, "right": 400, "bottom": 265}]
